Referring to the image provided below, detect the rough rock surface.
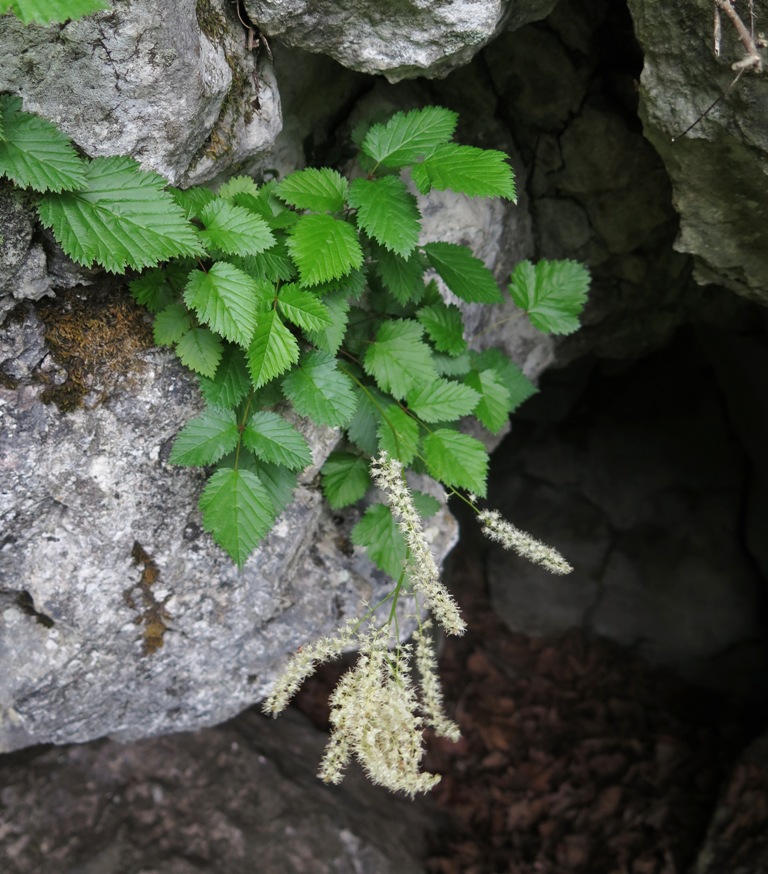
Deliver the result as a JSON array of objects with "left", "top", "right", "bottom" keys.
[
  {"left": 0, "top": 291, "right": 458, "bottom": 752},
  {"left": 626, "top": 0, "right": 768, "bottom": 303},
  {"left": 0, "top": 708, "right": 440, "bottom": 874},
  {"left": 246, "top": 0, "right": 557, "bottom": 81},
  {"left": 0, "top": 0, "right": 281, "bottom": 186}
]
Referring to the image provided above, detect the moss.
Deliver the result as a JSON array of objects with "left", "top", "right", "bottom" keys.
[
  {"left": 35, "top": 284, "right": 153, "bottom": 412},
  {"left": 126, "top": 540, "right": 171, "bottom": 656}
]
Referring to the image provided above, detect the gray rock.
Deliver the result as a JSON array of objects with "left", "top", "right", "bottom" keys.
[
  {"left": 0, "top": 296, "right": 458, "bottom": 752},
  {"left": 0, "top": 0, "right": 281, "bottom": 186},
  {"left": 0, "top": 708, "right": 441, "bottom": 874},
  {"left": 626, "top": 0, "right": 768, "bottom": 303},
  {"left": 246, "top": 0, "right": 556, "bottom": 82}
]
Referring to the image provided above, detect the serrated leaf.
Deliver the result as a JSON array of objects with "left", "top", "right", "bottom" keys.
[
  {"left": 361, "top": 106, "right": 458, "bottom": 169},
  {"left": 282, "top": 350, "right": 357, "bottom": 427},
  {"left": 184, "top": 262, "right": 262, "bottom": 348},
  {"left": 373, "top": 245, "right": 426, "bottom": 305},
  {"left": 247, "top": 309, "right": 299, "bottom": 389},
  {"left": 310, "top": 268, "right": 367, "bottom": 300},
  {"left": 199, "top": 467, "right": 275, "bottom": 566},
  {"left": 411, "top": 144, "right": 515, "bottom": 200},
  {"left": 169, "top": 407, "right": 239, "bottom": 466},
  {"left": 286, "top": 214, "right": 363, "bottom": 286},
  {"left": 407, "top": 378, "right": 480, "bottom": 423},
  {"left": 231, "top": 239, "right": 296, "bottom": 284},
  {"left": 276, "top": 167, "right": 348, "bottom": 212},
  {"left": 417, "top": 302, "right": 466, "bottom": 355},
  {"left": 412, "top": 491, "right": 441, "bottom": 517},
  {"left": 363, "top": 319, "right": 437, "bottom": 400},
  {"left": 347, "top": 387, "right": 385, "bottom": 455},
  {"left": 304, "top": 292, "right": 349, "bottom": 355},
  {"left": 423, "top": 241, "right": 502, "bottom": 304},
  {"left": 153, "top": 302, "right": 191, "bottom": 346},
  {"left": 199, "top": 344, "right": 251, "bottom": 409},
  {"left": 464, "top": 369, "right": 512, "bottom": 433},
  {"left": 433, "top": 350, "right": 472, "bottom": 377},
  {"left": 421, "top": 429, "right": 488, "bottom": 496},
  {"left": 377, "top": 404, "right": 420, "bottom": 466},
  {"left": 251, "top": 460, "right": 297, "bottom": 516},
  {"left": 470, "top": 348, "right": 537, "bottom": 412},
  {"left": 243, "top": 411, "right": 312, "bottom": 470},
  {"left": 130, "top": 268, "right": 179, "bottom": 313},
  {"left": 38, "top": 155, "right": 205, "bottom": 273},
  {"left": 3, "top": 0, "right": 107, "bottom": 22},
  {"left": 277, "top": 284, "right": 333, "bottom": 332},
  {"left": 199, "top": 199, "right": 275, "bottom": 256},
  {"left": 217, "top": 176, "right": 259, "bottom": 199},
  {"left": 509, "top": 259, "right": 590, "bottom": 335},
  {"left": 351, "top": 503, "right": 407, "bottom": 578},
  {"left": 176, "top": 327, "right": 223, "bottom": 378},
  {"left": 171, "top": 186, "right": 216, "bottom": 221},
  {"left": 320, "top": 452, "right": 371, "bottom": 509},
  {"left": 0, "top": 96, "right": 86, "bottom": 192},
  {"left": 348, "top": 176, "right": 421, "bottom": 257}
]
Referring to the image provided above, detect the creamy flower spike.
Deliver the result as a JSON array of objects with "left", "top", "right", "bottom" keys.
[{"left": 477, "top": 508, "right": 573, "bottom": 575}]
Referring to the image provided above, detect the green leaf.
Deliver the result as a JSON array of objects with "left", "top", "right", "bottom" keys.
[
  {"left": 282, "top": 350, "right": 357, "bottom": 427},
  {"left": 470, "top": 348, "right": 537, "bottom": 412},
  {"left": 311, "top": 268, "right": 367, "bottom": 300},
  {"left": 247, "top": 309, "right": 299, "bottom": 388},
  {"left": 153, "top": 302, "right": 191, "bottom": 346},
  {"left": 0, "top": 96, "right": 86, "bottom": 192},
  {"left": 417, "top": 302, "right": 466, "bottom": 355},
  {"left": 348, "top": 176, "right": 421, "bottom": 257},
  {"left": 412, "top": 491, "right": 441, "bottom": 518},
  {"left": 171, "top": 186, "right": 216, "bottom": 221},
  {"left": 287, "top": 214, "right": 363, "bottom": 286},
  {"left": 421, "top": 429, "right": 488, "bottom": 496},
  {"left": 304, "top": 292, "right": 349, "bottom": 355},
  {"left": 199, "top": 199, "right": 275, "bottom": 256},
  {"left": 347, "top": 387, "right": 385, "bottom": 455},
  {"left": 231, "top": 239, "right": 296, "bottom": 284},
  {"left": 509, "top": 259, "right": 590, "bottom": 335},
  {"left": 411, "top": 144, "right": 515, "bottom": 200},
  {"left": 361, "top": 106, "right": 458, "bottom": 169},
  {"left": 433, "top": 350, "right": 472, "bottom": 377},
  {"left": 243, "top": 411, "right": 312, "bottom": 470},
  {"left": 374, "top": 246, "right": 426, "bottom": 305},
  {"left": 251, "top": 460, "right": 297, "bottom": 517},
  {"left": 130, "top": 268, "right": 179, "bottom": 314},
  {"left": 320, "top": 452, "right": 371, "bottom": 509},
  {"left": 199, "top": 467, "right": 275, "bottom": 566},
  {"left": 277, "top": 284, "right": 333, "bottom": 332},
  {"left": 217, "top": 175, "right": 260, "bottom": 199},
  {"left": 407, "top": 378, "right": 480, "bottom": 423},
  {"left": 38, "top": 155, "right": 205, "bottom": 273},
  {"left": 423, "top": 242, "right": 502, "bottom": 304},
  {"left": 377, "top": 404, "right": 420, "bottom": 466},
  {"left": 184, "top": 261, "right": 263, "bottom": 348},
  {"left": 199, "top": 344, "right": 251, "bottom": 409},
  {"left": 276, "top": 167, "right": 348, "bottom": 213},
  {"left": 2, "top": 0, "right": 107, "bottom": 22},
  {"left": 351, "top": 503, "right": 407, "bottom": 579},
  {"left": 169, "top": 407, "right": 240, "bottom": 466},
  {"left": 464, "top": 369, "right": 511, "bottom": 433},
  {"left": 176, "top": 327, "right": 223, "bottom": 379},
  {"left": 363, "top": 319, "right": 437, "bottom": 400}
]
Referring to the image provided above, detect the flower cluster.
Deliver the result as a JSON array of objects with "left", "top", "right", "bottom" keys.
[{"left": 477, "top": 508, "right": 573, "bottom": 574}]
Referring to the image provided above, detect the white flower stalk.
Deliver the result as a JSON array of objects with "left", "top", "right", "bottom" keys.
[
  {"left": 262, "top": 618, "right": 358, "bottom": 716},
  {"left": 477, "top": 509, "right": 573, "bottom": 575},
  {"left": 414, "top": 620, "right": 460, "bottom": 742},
  {"left": 371, "top": 452, "right": 466, "bottom": 636},
  {"left": 320, "top": 639, "right": 440, "bottom": 796}
]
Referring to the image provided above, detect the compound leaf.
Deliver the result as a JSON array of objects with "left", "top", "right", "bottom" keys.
[
  {"left": 199, "top": 344, "right": 251, "bottom": 409},
  {"left": 184, "top": 261, "right": 262, "bottom": 347},
  {"left": 282, "top": 350, "right": 357, "bottom": 427},
  {"left": 464, "top": 368, "right": 512, "bottom": 433},
  {"left": 351, "top": 503, "right": 407, "bottom": 579},
  {"left": 169, "top": 406, "right": 239, "bottom": 466},
  {"left": 377, "top": 404, "right": 420, "bottom": 466},
  {"left": 361, "top": 106, "right": 457, "bottom": 169},
  {"left": 363, "top": 319, "right": 437, "bottom": 400},
  {"left": 38, "top": 155, "right": 204, "bottom": 273},
  {"left": 470, "top": 347, "right": 537, "bottom": 412},
  {"left": 411, "top": 143, "right": 515, "bottom": 200},
  {"left": 407, "top": 378, "right": 479, "bottom": 423},
  {"left": 422, "top": 429, "right": 488, "bottom": 496},
  {"left": 509, "top": 259, "right": 590, "bottom": 335},
  {"left": 287, "top": 213, "right": 363, "bottom": 286},
  {"left": 199, "top": 198, "right": 275, "bottom": 256},
  {"left": 243, "top": 410, "right": 312, "bottom": 471},
  {"left": 0, "top": 96, "right": 86, "bottom": 192},
  {"left": 276, "top": 167, "right": 348, "bottom": 213},
  {"left": 277, "top": 284, "right": 333, "bottom": 332},
  {"left": 348, "top": 176, "right": 421, "bottom": 257},
  {"left": 176, "top": 327, "right": 223, "bottom": 378},
  {"left": 320, "top": 451, "right": 371, "bottom": 509},
  {"left": 417, "top": 302, "right": 466, "bottom": 355},
  {"left": 251, "top": 460, "right": 297, "bottom": 517},
  {"left": 199, "top": 467, "right": 275, "bottom": 566},
  {"left": 423, "top": 241, "right": 502, "bottom": 304},
  {"left": 247, "top": 309, "right": 299, "bottom": 388}
]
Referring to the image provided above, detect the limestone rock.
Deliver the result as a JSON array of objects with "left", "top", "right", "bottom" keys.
[
  {"left": 0, "top": 0, "right": 281, "bottom": 186},
  {"left": 626, "top": 0, "right": 768, "bottom": 303},
  {"left": 245, "top": 0, "right": 557, "bottom": 82}
]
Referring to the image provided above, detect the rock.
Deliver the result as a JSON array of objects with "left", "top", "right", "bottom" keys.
[
  {"left": 626, "top": 0, "right": 768, "bottom": 304},
  {"left": 0, "top": 291, "right": 458, "bottom": 752},
  {"left": 0, "top": 708, "right": 441, "bottom": 874},
  {"left": 0, "top": 0, "right": 281, "bottom": 186},
  {"left": 246, "top": 0, "right": 557, "bottom": 82}
]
